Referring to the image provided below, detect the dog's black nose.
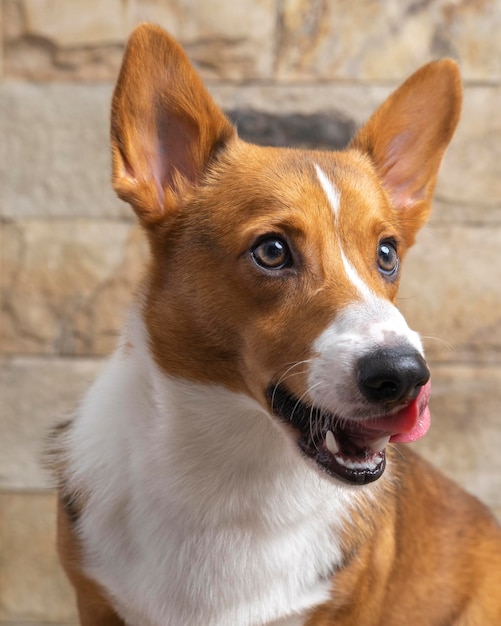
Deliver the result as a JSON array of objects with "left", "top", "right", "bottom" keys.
[{"left": 357, "top": 347, "right": 430, "bottom": 405}]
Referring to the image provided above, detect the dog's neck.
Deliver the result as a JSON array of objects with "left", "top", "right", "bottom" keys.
[
  {"left": 121, "top": 307, "right": 359, "bottom": 525},
  {"left": 69, "top": 307, "right": 375, "bottom": 625}
]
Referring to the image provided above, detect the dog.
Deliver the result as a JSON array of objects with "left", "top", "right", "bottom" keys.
[{"left": 48, "top": 23, "right": 501, "bottom": 626}]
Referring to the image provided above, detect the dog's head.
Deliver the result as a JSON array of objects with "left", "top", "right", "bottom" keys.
[{"left": 111, "top": 24, "right": 461, "bottom": 485}]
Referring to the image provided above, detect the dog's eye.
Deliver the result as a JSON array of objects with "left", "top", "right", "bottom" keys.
[
  {"left": 252, "top": 237, "right": 291, "bottom": 270},
  {"left": 377, "top": 240, "right": 399, "bottom": 278}
]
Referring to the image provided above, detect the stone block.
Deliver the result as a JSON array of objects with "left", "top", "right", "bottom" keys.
[
  {"left": 434, "top": 86, "right": 501, "bottom": 218},
  {"left": 3, "top": 0, "right": 275, "bottom": 81},
  {"left": 0, "top": 491, "right": 78, "bottom": 623},
  {"left": 1, "top": 0, "right": 137, "bottom": 81},
  {"left": 0, "top": 83, "right": 127, "bottom": 219},
  {"left": 415, "top": 364, "right": 501, "bottom": 512},
  {"left": 398, "top": 223, "right": 501, "bottom": 363},
  {"left": 0, "top": 357, "right": 104, "bottom": 490},
  {"left": 276, "top": 0, "right": 501, "bottom": 82},
  {"left": 1, "top": 220, "right": 147, "bottom": 356}
]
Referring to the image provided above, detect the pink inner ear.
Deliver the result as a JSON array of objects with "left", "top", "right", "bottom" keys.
[
  {"left": 387, "top": 181, "right": 426, "bottom": 211},
  {"left": 380, "top": 130, "right": 430, "bottom": 210},
  {"left": 155, "top": 114, "right": 199, "bottom": 193}
]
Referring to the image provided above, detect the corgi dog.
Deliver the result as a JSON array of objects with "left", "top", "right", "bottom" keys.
[{"left": 49, "top": 23, "right": 501, "bottom": 626}]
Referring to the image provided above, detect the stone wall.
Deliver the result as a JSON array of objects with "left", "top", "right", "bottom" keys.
[{"left": 1, "top": 1, "right": 500, "bottom": 624}]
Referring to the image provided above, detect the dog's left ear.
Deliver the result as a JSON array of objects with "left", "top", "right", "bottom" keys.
[
  {"left": 110, "top": 23, "right": 236, "bottom": 226},
  {"left": 350, "top": 59, "right": 462, "bottom": 243}
]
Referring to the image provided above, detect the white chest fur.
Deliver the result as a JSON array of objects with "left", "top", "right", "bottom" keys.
[{"left": 65, "top": 314, "right": 357, "bottom": 626}]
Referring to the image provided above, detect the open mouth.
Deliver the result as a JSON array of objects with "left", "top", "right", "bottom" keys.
[{"left": 267, "top": 382, "right": 431, "bottom": 486}]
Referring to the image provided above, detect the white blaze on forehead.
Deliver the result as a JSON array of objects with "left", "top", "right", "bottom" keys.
[
  {"left": 314, "top": 163, "right": 340, "bottom": 218},
  {"left": 314, "top": 163, "right": 373, "bottom": 301},
  {"left": 339, "top": 248, "right": 374, "bottom": 302}
]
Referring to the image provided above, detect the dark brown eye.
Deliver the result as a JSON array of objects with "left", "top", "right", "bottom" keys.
[
  {"left": 377, "top": 240, "right": 399, "bottom": 278},
  {"left": 252, "top": 237, "right": 291, "bottom": 270}
]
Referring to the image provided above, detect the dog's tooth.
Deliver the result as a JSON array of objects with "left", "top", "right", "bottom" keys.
[
  {"left": 325, "top": 430, "right": 339, "bottom": 455},
  {"left": 369, "top": 435, "right": 391, "bottom": 453},
  {"left": 336, "top": 456, "right": 380, "bottom": 471}
]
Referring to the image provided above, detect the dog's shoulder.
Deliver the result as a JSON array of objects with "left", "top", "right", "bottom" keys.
[{"left": 388, "top": 447, "right": 501, "bottom": 621}]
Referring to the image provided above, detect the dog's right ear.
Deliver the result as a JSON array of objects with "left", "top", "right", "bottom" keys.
[{"left": 110, "top": 24, "right": 236, "bottom": 226}]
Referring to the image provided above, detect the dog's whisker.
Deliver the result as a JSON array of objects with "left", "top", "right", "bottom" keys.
[
  {"left": 390, "top": 444, "right": 407, "bottom": 461},
  {"left": 274, "top": 360, "right": 313, "bottom": 386},
  {"left": 289, "top": 383, "right": 320, "bottom": 429},
  {"left": 269, "top": 360, "right": 313, "bottom": 413},
  {"left": 419, "top": 335, "right": 454, "bottom": 351},
  {"left": 299, "top": 382, "right": 323, "bottom": 451}
]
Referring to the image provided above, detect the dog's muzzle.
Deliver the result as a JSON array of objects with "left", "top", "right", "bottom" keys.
[{"left": 267, "top": 347, "right": 431, "bottom": 486}]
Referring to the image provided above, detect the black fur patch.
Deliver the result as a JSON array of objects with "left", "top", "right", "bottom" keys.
[{"left": 61, "top": 491, "right": 81, "bottom": 525}]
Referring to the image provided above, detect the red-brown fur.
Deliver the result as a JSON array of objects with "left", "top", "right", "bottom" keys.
[{"left": 54, "top": 23, "right": 501, "bottom": 625}]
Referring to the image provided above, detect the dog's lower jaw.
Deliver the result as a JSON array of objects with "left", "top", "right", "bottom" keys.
[{"left": 64, "top": 311, "right": 371, "bottom": 626}]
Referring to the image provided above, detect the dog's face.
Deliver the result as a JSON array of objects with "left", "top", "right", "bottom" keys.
[
  {"left": 111, "top": 25, "right": 461, "bottom": 485},
  {"left": 142, "top": 143, "right": 430, "bottom": 485}
]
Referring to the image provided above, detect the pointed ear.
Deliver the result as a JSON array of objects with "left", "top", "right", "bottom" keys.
[
  {"left": 110, "top": 24, "right": 236, "bottom": 225},
  {"left": 350, "top": 59, "right": 462, "bottom": 239}
]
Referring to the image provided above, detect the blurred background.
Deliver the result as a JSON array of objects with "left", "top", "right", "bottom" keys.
[{"left": 0, "top": 1, "right": 500, "bottom": 624}]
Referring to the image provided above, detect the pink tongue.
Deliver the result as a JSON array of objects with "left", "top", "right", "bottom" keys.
[
  {"left": 389, "top": 380, "right": 431, "bottom": 443},
  {"left": 365, "top": 380, "right": 431, "bottom": 443}
]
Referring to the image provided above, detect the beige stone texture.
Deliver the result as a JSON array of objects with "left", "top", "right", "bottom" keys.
[
  {"left": 398, "top": 223, "right": 501, "bottom": 363},
  {"left": 2, "top": 0, "right": 126, "bottom": 81},
  {"left": 1, "top": 221, "right": 147, "bottom": 356},
  {"left": 416, "top": 364, "right": 501, "bottom": 510},
  {"left": 3, "top": 0, "right": 275, "bottom": 81},
  {"left": 0, "top": 83, "right": 126, "bottom": 219},
  {"left": 0, "top": 491, "right": 78, "bottom": 624},
  {"left": 14, "top": 0, "right": 131, "bottom": 47},
  {"left": 435, "top": 85, "right": 501, "bottom": 214},
  {"left": 0, "top": 357, "right": 104, "bottom": 490},
  {"left": 276, "top": 0, "right": 501, "bottom": 82}
]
